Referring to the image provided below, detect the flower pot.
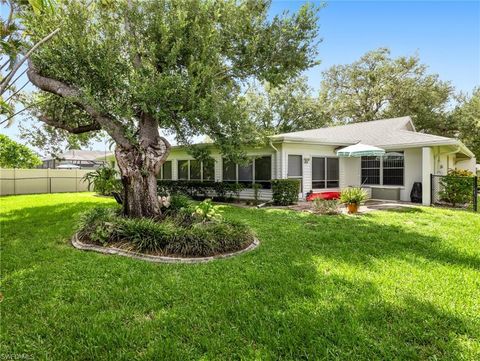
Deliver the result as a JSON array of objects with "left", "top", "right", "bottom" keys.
[{"left": 347, "top": 203, "right": 359, "bottom": 214}]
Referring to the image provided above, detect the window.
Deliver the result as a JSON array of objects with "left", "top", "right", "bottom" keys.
[
  {"left": 222, "top": 159, "right": 236, "bottom": 183},
  {"left": 190, "top": 160, "right": 201, "bottom": 180},
  {"left": 160, "top": 161, "right": 172, "bottom": 180},
  {"left": 178, "top": 160, "right": 189, "bottom": 180},
  {"left": 312, "top": 157, "right": 325, "bottom": 188},
  {"left": 222, "top": 156, "right": 272, "bottom": 188},
  {"left": 383, "top": 153, "right": 404, "bottom": 186},
  {"left": 238, "top": 162, "right": 253, "bottom": 187},
  {"left": 361, "top": 157, "right": 381, "bottom": 185},
  {"left": 177, "top": 159, "right": 216, "bottom": 181},
  {"left": 287, "top": 155, "right": 302, "bottom": 193},
  {"left": 288, "top": 155, "right": 302, "bottom": 177},
  {"left": 203, "top": 159, "right": 215, "bottom": 181},
  {"left": 361, "top": 152, "right": 404, "bottom": 186},
  {"left": 255, "top": 156, "right": 272, "bottom": 189},
  {"left": 312, "top": 157, "right": 339, "bottom": 189},
  {"left": 327, "top": 158, "right": 340, "bottom": 188}
]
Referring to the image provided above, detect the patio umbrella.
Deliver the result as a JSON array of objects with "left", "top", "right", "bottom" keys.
[{"left": 336, "top": 143, "right": 385, "bottom": 157}]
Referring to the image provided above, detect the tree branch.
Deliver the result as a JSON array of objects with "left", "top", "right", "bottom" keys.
[
  {"left": 37, "top": 114, "right": 101, "bottom": 134},
  {"left": 27, "top": 60, "right": 132, "bottom": 149},
  {"left": 0, "top": 28, "right": 60, "bottom": 96}
]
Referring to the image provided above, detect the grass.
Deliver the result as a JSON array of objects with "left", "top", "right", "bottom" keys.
[{"left": 1, "top": 193, "right": 479, "bottom": 360}]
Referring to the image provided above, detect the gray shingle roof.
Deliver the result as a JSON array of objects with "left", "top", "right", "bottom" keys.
[{"left": 270, "top": 116, "right": 457, "bottom": 148}]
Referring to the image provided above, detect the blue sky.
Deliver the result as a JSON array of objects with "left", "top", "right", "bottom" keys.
[
  {"left": 1, "top": 0, "right": 479, "bottom": 153},
  {"left": 277, "top": 0, "right": 480, "bottom": 93}
]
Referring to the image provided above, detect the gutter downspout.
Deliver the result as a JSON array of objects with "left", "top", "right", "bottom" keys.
[{"left": 269, "top": 140, "right": 280, "bottom": 179}]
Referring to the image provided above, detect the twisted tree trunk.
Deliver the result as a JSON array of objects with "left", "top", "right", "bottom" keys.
[
  {"left": 27, "top": 64, "right": 171, "bottom": 218},
  {"left": 115, "top": 115, "right": 170, "bottom": 218},
  {"left": 115, "top": 146, "right": 163, "bottom": 218}
]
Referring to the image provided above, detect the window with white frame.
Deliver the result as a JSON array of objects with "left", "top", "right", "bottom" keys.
[
  {"left": 159, "top": 161, "right": 172, "bottom": 180},
  {"left": 177, "top": 159, "right": 216, "bottom": 181},
  {"left": 312, "top": 157, "right": 339, "bottom": 189},
  {"left": 222, "top": 156, "right": 272, "bottom": 188},
  {"left": 287, "top": 155, "right": 303, "bottom": 192},
  {"left": 361, "top": 152, "right": 404, "bottom": 186}
]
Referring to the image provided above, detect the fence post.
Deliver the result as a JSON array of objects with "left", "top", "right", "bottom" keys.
[
  {"left": 47, "top": 168, "right": 51, "bottom": 193},
  {"left": 474, "top": 176, "right": 478, "bottom": 212}
]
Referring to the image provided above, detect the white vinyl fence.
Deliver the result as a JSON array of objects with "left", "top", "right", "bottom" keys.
[{"left": 0, "top": 168, "right": 92, "bottom": 196}]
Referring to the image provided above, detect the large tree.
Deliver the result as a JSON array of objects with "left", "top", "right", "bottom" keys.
[
  {"left": 244, "top": 76, "right": 329, "bottom": 134},
  {"left": 0, "top": 134, "right": 41, "bottom": 168},
  {"left": 21, "top": 0, "right": 319, "bottom": 217},
  {"left": 319, "top": 48, "right": 454, "bottom": 134},
  {"left": 450, "top": 88, "right": 480, "bottom": 159}
]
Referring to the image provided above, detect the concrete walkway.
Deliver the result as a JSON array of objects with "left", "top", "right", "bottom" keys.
[{"left": 288, "top": 199, "right": 421, "bottom": 214}]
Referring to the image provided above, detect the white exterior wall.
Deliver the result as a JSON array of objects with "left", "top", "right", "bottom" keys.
[
  {"left": 456, "top": 157, "right": 477, "bottom": 173},
  {"left": 422, "top": 147, "right": 434, "bottom": 205},
  {"left": 400, "top": 148, "right": 423, "bottom": 202},
  {"left": 280, "top": 143, "right": 339, "bottom": 196},
  {"left": 341, "top": 157, "right": 361, "bottom": 188}
]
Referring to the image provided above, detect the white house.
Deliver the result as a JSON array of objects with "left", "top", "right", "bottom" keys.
[{"left": 160, "top": 117, "right": 476, "bottom": 205}]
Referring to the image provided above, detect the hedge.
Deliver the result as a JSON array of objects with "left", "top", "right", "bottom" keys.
[
  {"left": 271, "top": 179, "right": 300, "bottom": 205},
  {"left": 157, "top": 180, "right": 245, "bottom": 200}
]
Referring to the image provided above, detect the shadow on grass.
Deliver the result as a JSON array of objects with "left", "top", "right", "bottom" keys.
[
  {"left": 1, "top": 199, "right": 478, "bottom": 359},
  {"left": 275, "top": 210, "right": 480, "bottom": 271}
]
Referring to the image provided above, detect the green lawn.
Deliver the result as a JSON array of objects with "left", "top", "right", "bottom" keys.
[{"left": 1, "top": 193, "right": 479, "bottom": 360}]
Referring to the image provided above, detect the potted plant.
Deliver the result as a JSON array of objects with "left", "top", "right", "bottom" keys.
[{"left": 340, "top": 187, "right": 368, "bottom": 214}]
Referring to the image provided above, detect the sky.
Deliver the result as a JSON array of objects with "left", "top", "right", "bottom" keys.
[{"left": 1, "top": 0, "right": 479, "bottom": 155}]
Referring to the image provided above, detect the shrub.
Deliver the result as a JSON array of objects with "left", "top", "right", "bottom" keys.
[
  {"left": 157, "top": 180, "right": 247, "bottom": 201},
  {"left": 340, "top": 187, "right": 368, "bottom": 205},
  {"left": 115, "top": 218, "right": 178, "bottom": 252},
  {"left": 312, "top": 198, "right": 340, "bottom": 215},
  {"left": 440, "top": 169, "right": 475, "bottom": 207},
  {"left": 83, "top": 161, "right": 121, "bottom": 196},
  {"left": 193, "top": 199, "right": 223, "bottom": 222},
  {"left": 271, "top": 179, "right": 300, "bottom": 205},
  {"left": 168, "top": 194, "right": 192, "bottom": 212},
  {"left": 252, "top": 183, "right": 262, "bottom": 205},
  {"left": 76, "top": 205, "right": 255, "bottom": 257},
  {"left": 165, "top": 220, "right": 254, "bottom": 257},
  {"left": 76, "top": 206, "right": 119, "bottom": 244}
]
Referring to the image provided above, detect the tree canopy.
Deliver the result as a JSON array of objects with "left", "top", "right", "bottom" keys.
[
  {"left": 0, "top": 134, "right": 42, "bottom": 168},
  {"left": 450, "top": 88, "right": 480, "bottom": 159},
  {"left": 244, "top": 77, "right": 329, "bottom": 134},
  {"left": 21, "top": 0, "right": 320, "bottom": 217},
  {"left": 318, "top": 48, "right": 454, "bottom": 133},
  {"left": 0, "top": 0, "right": 58, "bottom": 119}
]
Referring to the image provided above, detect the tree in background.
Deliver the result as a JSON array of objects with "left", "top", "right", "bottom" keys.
[
  {"left": 244, "top": 77, "right": 328, "bottom": 134},
  {"left": 21, "top": 0, "right": 319, "bottom": 218},
  {"left": 0, "top": 134, "right": 41, "bottom": 168},
  {"left": 450, "top": 88, "right": 480, "bottom": 160},
  {"left": 319, "top": 48, "right": 454, "bottom": 134}
]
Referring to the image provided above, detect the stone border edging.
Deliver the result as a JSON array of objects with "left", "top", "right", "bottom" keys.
[{"left": 71, "top": 233, "right": 260, "bottom": 264}]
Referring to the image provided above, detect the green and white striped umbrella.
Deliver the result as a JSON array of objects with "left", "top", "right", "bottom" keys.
[{"left": 336, "top": 143, "right": 385, "bottom": 157}]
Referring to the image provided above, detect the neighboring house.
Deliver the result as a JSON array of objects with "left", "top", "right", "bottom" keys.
[
  {"left": 40, "top": 149, "right": 112, "bottom": 169},
  {"left": 160, "top": 117, "right": 476, "bottom": 205}
]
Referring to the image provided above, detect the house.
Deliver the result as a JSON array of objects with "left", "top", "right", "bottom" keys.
[
  {"left": 160, "top": 117, "right": 476, "bottom": 206},
  {"left": 39, "top": 149, "right": 113, "bottom": 169}
]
